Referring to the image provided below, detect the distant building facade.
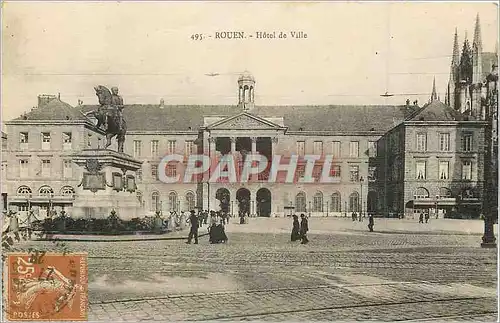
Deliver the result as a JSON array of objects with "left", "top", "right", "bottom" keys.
[{"left": 2, "top": 16, "right": 497, "bottom": 220}]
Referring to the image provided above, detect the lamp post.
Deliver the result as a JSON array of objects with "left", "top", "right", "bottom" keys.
[
  {"left": 435, "top": 195, "right": 439, "bottom": 219},
  {"left": 344, "top": 201, "right": 347, "bottom": 217},
  {"left": 326, "top": 201, "right": 329, "bottom": 217},
  {"left": 359, "top": 176, "right": 364, "bottom": 221},
  {"left": 308, "top": 201, "right": 311, "bottom": 217},
  {"left": 482, "top": 63, "right": 498, "bottom": 248}
]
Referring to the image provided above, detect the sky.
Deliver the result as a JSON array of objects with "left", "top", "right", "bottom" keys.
[{"left": 1, "top": 1, "right": 498, "bottom": 130}]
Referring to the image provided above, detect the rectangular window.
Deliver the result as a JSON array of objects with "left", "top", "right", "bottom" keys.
[
  {"left": 416, "top": 133, "right": 427, "bottom": 151},
  {"left": 20, "top": 132, "right": 29, "bottom": 143},
  {"left": 63, "top": 160, "right": 73, "bottom": 178},
  {"left": 185, "top": 140, "right": 195, "bottom": 155},
  {"left": 296, "top": 165, "right": 305, "bottom": 179},
  {"left": 368, "top": 141, "right": 377, "bottom": 157},
  {"left": 167, "top": 164, "right": 177, "bottom": 177},
  {"left": 151, "top": 140, "right": 159, "bottom": 157},
  {"left": 439, "top": 133, "right": 450, "bottom": 151},
  {"left": 19, "top": 159, "right": 28, "bottom": 178},
  {"left": 296, "top": 141, "right": 305, "bottom": 156},
  {"left": 438, "top": 161, "right": 449, "bottom": 180},
  {"left": 41, "top": 159, "right": 51, "bottom": 177},
  {"left": 136, "top": 168, "right": 142, "bottom": 181},
  {"left": 416, "top": 161, "right": 426, "bottom": 180},
  {"left": 330, "top": 165, "right": 341, "bottom": 178},
  {"left": 41, "top": 132, "right": 51, "bottom": 150},
  {"left": 349, "top": 141, "right": 359, "bottom": 158},
  {"left": 349, "top": 165, "right": 359, "bottom": 182},
  {"left": 332, "top": 141, "right": 341, "bottom": 157},
  {"left": 87, "top": 134, "right": 92, "bottom": 147},
  {"left": 151, "top": 165, "right": 158, "bottom": 179},
  {"left": 133, "top": 140, "right": 142, "bottom": 157},
  {"left": 462, "top": 160, "right": 472, "bottom": 180},
  {"left": 168, "top": 140, "right": 176, "bottom": 154},
  {"left": 313, "top": 141, "right": 323, "bottom": 155},
  {"left": 462, "top": 133, "right": 473, "bottom": 152},
  {"left": 63, "top": 132, "right": 72, "bottom": 150},
  {"left": 368, "top": 166, "right": 377, "bottom": 181}
]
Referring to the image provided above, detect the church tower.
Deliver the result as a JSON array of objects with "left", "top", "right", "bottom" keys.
[
  {"left": 447, "top": 28, "right": 460, "bottom": 109},
  {"left": 471, "top": 13, "right": 483, "bottom": 117},
  {"left": 430, "top": 77, "right": 438, "bottom": 102},
  {"left": 458, "top": 32, "right": 473, "bottom": 113},
  {"left": 238, "top": 71, "right": 255, "bottom": 110}
]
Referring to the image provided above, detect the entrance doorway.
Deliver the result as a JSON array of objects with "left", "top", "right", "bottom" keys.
[
  {"left": 256, "top": 188, "right": 272, "bottom": 217},
  {"left": 216, "top": 188, "right": 230, "bottom": 214},
  {"left": 236, "top": 188, "right": 250, "bottom": 216}
]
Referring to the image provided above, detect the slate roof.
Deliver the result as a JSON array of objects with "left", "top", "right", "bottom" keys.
[
  {"left": 13, "top": 98, "right": 91, "bottom": 122},
  {"left": 406, "top": 100, "right": 469, "bottom": 121},
  {"left": 79, "top": 104, "right": 417, "bottom": 132}
]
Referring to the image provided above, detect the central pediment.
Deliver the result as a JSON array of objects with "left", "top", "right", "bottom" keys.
[{"left": 205, "top": 112, "right": 286, "bottom": 130}]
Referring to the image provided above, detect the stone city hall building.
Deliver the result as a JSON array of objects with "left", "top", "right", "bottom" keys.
[{"left": 1, "top": 17, "right": 497, "bottom": 220}]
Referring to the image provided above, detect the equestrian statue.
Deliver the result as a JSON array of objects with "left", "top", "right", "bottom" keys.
[{"left": 86, "top": 85, "right": 127, "bottom": 153}]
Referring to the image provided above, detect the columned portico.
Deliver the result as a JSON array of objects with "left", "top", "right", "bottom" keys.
[{"left": 200, "top": 111, "right": 287, "bottom": 215}]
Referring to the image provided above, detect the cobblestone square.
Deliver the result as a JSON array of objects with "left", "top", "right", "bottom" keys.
[{"left": 15, "top": 217, "right": 498, "bottom": 321}]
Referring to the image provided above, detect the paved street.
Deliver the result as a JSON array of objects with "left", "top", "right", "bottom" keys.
[{"left": 14, "top": 217, "right": 498, "bottom": 321}]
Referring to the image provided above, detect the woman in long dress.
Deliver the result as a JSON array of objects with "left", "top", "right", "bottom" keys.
[{"left": 291, "top": 214, "right": 300, "bottom": 241}]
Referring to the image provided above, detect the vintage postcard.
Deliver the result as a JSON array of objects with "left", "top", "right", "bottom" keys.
[{"left": 1, "top": 1, "right": 498, "bottom": 322}]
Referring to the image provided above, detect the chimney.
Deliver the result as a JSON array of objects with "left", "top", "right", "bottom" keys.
[
  {"left": 37, "top": 94, "right": 58, "bottom": 108},
  {"left": 159, "top": 98, "right": 165, "bottom": 109}
]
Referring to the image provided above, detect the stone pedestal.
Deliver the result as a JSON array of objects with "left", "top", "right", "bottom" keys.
[{"left": 71, "top": 149, "right": 143, "bottom": 221}]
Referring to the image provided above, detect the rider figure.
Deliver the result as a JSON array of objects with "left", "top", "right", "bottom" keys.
[{"left": 110, "top": 87, "right": 124, "bottom": 128}]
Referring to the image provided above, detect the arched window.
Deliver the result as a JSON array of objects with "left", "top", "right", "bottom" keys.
[
  {"left": 38, "top": 186, "right": 54, "bottom": 196},
  {"left": 168, "top": 191, "right": 178, "bottom": 212},
  {"left": 185, "top": 191, "right": 196, "bottom": 211},
  {"left": 349, "top": 192, "right": 359, "bottom": 212},
  {"left": 60, "top": 186, "right": 75, "bottom": 197},
  {"left": 414, "top": 187, "right": 430, "bottom": 199},
  {"left": 313, "top": 191, "right": 323, "bottom": 212},
  {"left": 330, "top": 192, "right": 341, "bottom": 212},
  {"left": 295, "top": 192, "right": 306, "bottom": 213},
  {"left": 136, "top": 191, "right": 143, "bottom": 204},
  {"left": 151, "top": 191, "right": 160, "bottom": 212},
  {"left": 439, "top": 187, "right": 452, "bottom": 198},
  {"left": 17, "top": 186, "right": 32, "bottom": 196}
]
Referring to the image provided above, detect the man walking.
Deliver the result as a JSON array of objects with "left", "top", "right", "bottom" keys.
[
  {"left": 300, "top": 213, "right": 309, "bottom": 244},
  {"left": 186, "top": 210, "right": 199, "bottom": 244}
]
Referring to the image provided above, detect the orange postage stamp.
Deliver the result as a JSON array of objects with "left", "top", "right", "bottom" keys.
[{"left": 4, "top": 252, "right": 88, "bottom": 321}]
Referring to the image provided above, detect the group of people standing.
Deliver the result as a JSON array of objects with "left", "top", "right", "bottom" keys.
[
  {"left": 186, "top": 210, "right": 229, "bottom": 244},
  {"left": 290, "top": 214, "right": 309, "bottom": 244}
]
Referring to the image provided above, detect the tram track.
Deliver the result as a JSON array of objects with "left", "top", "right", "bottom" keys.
[
  {"left": 88, "top": 280, "right": 495, "bottom": 304},
  {"left": 180, "top": 297, "right": 496, "bottom": 321}
]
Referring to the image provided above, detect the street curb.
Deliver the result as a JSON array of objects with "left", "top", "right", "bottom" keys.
[{"left": 34, "top": 232, "right": 209, "bottom": 242}]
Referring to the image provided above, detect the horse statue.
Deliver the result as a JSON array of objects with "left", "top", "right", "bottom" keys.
[{"left": 86, "top": 85, "right": 127, "bottom": 153}]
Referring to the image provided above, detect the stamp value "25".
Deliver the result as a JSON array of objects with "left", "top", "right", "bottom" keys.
[{"left": 4, "top": 252, "right": 88, "bottom": 321}]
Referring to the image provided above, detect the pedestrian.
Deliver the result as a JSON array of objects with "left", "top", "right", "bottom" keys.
[
  {"left": 352, "top": 212, "right": 356, "bottom": 222},
  {"left": 300, "top": 213, "right": 309, "bottom": 244},
  {"left": 424, "top": 212, "right": 429, "bottom": 224},
  {"left": 419, "top": 212, "right": 424, "bottom": 224},
  {"left": 291, "top": 214, "right": 300, "bottom": 241},
  {"left": 368, "top": 213, "right": 374, "bottom": 232},
  {"left": 186, "top": 210, "right": 199, "bottom": 244}
]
